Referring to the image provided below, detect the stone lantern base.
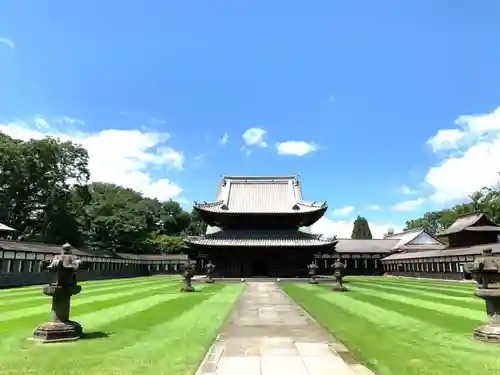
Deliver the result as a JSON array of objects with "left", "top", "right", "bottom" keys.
[
  {"left": 33, "top": 320, "right": 83, "bottom": 343},
  {"left": 473, "top": 287, "right": 500, "bottom": 343},
  {"left": 332, "top": 285, "right": 348, "bottom": 292},
  {"left": 474, "top": 324, "right": 500, "bottom": 343}
]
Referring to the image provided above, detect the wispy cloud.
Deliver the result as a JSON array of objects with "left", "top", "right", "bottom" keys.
[
  {"left": 366, "top": 204, "right": 381, "bottom": 211},
  {"left": 150, "top": 117, "right": 166, "bottom": 126},
  {"left": 400, "top": 185, "right": 418, "bottom": 195},
  {"left": 331, "top": 205, "right": 355, "bottom": 216},
  {"left": 220, "top": 132, "right": 228, "bottom": 145},
  {"left": 392, "top": 198, "right": 424, "bottom": 212},
  {"left": 0, "top": 37, "right": 14, "bottom": 49},
  {"left": 56, "top": 116, "right": 85, "bottom": 126}
]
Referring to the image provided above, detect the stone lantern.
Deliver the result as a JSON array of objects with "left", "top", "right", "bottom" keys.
[
  {"left": 204, "top": 260, "right": 216, "bottom": 284},
  {"left": 33, "top": 243, "right": 90, "bottom": 343},
  {"left": 464, "top": 248, "right": 500, "bottom": 343},
  {"left": 331, "top": 258, "right": 347, "bottom": 292},
  {"left": 307, "top": 261, "right": 318, "bottom": 284},
  {"left": 181, "top": 260, "right": 196, "bottom": 292}
]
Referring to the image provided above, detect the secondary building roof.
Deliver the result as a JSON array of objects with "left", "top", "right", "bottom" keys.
[
  {"left": 0, "top": 240, "right": 186, "bottom": 261},
  {"left": 0, "top": 223, "right": 16, "bottom": 232},
  {"left": 384, "top": 227, "right": 444, "bottom": 251},
  {"left": 437, "top": 212, "right": 500, "bottom": 236},
  {"left": 335, "top": 239, "right": 400, "bottom": 253},
  {"left": 382, "top": 242, "right": 500, "bottom": 261}
]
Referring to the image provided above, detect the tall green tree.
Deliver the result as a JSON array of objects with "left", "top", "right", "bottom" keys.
[
  {"left": 351, "top": 215, "right": 373, "bottom": 239},
  {"left": 0, "top": 134, "right": 90, "bottom": 244}
]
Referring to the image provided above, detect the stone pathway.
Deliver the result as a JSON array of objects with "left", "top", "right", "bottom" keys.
[{"left": 196, "top": 282, "right": 374, "bottom": 375}]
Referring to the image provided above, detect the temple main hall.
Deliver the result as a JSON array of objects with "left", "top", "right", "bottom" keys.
[{"left": 185, "top": 175, "right": 337, "bottom": 277}]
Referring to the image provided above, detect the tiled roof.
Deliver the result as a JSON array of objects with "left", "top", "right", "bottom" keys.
[
  {"left": 437, "top": 212, "right": 485, "bottom": 236},
  {"left": 386, "top": 228, "right": 424, "bottom": 249},
  {"left": 0, "top": 240, "right": 112, "bottom": 257},
  {"left": 381, "top": 242, "right": 500, "bottom": 261},
  {"left": 194, "top": 176, "right": 327, "bottom": 214},
  {"left": 397, "top": 244, "right": 446, "bottom": 251},
  {"left": 383, "top": 227, "right": 443, "bottom": 250},
  {"left": 464, "top": 226, "right": 500, "bottom": 232},
  {"left": 0, "top": 240, "right": 184, "bottom": 261},
  {"left": 185, "top": 230, "right": 337, "bottom": 247},
  {"left": 335, "top": 239, "right": 400, "bottom": 253},
  {"left": 384, "top": 227, "right": 422, "bottom": 239},
  {"left": 0, "top": 223, "right": 15, "bottom": 231}
]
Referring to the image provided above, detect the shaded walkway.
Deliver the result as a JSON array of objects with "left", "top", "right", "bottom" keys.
[{"left": 196, "top": 282, "right": 374, "bottom": 375}]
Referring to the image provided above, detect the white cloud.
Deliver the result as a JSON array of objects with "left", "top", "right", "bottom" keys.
[
  {"left": 242, "top": 127, "right": 267, "bottom": 148},
  {"left": 400, "top": 185, "right": 418, "bottom": 195},
  {"left": 424, "top": 107, "right": 500, "bottom": 204},
  {"left": 426, "top": 129, "right": 465, "bottom": 152},
  {"left": 331, "top": 205, "right": 355, "bottom": 216},
  {"left": 456, "top": 107, "right": 500, "bottom": 135},
  {"left": 392, "top": 198, "right": 425, "bottom": 212},
  {"left": 276, "top": 141, "right": 319, "bottom": 156},
  {"left": 311, "top": 217, "right": 402, "bottom": 239},
  {"left": 220, "top": 132, "right": 228, "bottom": 145},
  {"left": 0, "top": 37, "right": 14, "bottom": 49},
  {"left": 366, "top": 204, "right": 381, "bottom": 211},
  {"left": 0, "top": 118, "right": 184, "bottom": 202}
]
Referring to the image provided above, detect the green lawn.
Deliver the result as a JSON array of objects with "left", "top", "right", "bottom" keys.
[
  {"left": 0, "top": 276, "right": 244, "bottom": 375},
  {"left": 282, "top": 277, "right": 500, "bottom": 375}
]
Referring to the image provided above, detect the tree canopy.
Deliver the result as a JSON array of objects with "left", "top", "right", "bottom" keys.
[
  {"left": 351, "top": 215, "right": 373, "bottom": 239},
  {"left": 0, "top": 132, "right": 206, "bottom": 254}
]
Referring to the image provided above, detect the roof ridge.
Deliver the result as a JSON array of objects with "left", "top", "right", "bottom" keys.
[
  {"left": 222, "top": 175, "right": 298, "bottom": 180},
  {"left": 336, "top": 238, "right": 399, "bottom": 241},
  {"left": 455, "top": 211, "right": 483, "bottom": 219}
]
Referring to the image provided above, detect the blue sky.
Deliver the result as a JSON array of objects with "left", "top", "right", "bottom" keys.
[{"left": 1, "top": 1, "right": 500, "bottom": 238}]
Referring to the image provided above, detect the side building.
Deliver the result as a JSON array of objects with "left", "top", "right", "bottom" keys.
[
  {"left": 381, "top": 212, "right": 500, "bottom": 280},
  {"left": 0, "top": 240, "right": 187, "bottom": 288},
  {"left": 311, "top": 227, "right": 444, "bottom": 276},
  {"left": 185, "top": 176, "right": 338, "bottom": 277}
]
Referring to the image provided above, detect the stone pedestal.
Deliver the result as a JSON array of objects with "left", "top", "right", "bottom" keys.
[
  {"left": 332, "top": 285, "right": 348, "bottom": 292},
  {"left": 204, "top": 262, "right": 216, "bottom": 284},
  {"left": 473, "top": 288, "right": 500, "bottom": 343},
  {"left": 33, "top": 284, "right": 83, "bottom": 343},
  {"left": 307, "top": 261, "right": 318, "bottom": 285},
  {"left": 181, "top": 278, "right": 195, "bottom": 292},
  {"left": 34, "top": 320, "right": 83, "bottom": 343},
  {"left": 205, "top": 272, "right": 215, "bottom": 284}
]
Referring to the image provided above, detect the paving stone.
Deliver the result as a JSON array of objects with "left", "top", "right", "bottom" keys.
[
  {"left": 294, "top": 342, "right": 333, "bottom": 357},
  {"left": 302, "top": 356, "right": 356, "bottom": 375},
  {"left": 213, "top": 356, "right": 261, "bottom": 375},
  {"left": 260, "top": 356, "right": 308, "bottom": 375},
  {"left": 195, "top": 282, "right": 370, "bottom": 375}
]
